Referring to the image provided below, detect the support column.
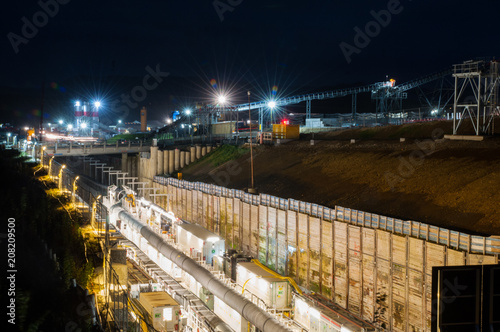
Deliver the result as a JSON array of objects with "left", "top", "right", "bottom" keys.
[
  {"left": 207, "top": 145, "right": 212, "bottom": 153},
  {"left": 196, "top": 145, "right": 201, "bottom": 159},
  {"left": 180, "top": 151, "right": 185, "bottom": 168},
  {"left": 163, "top": 150, "right": 168, "bottom": 174},
  {"left": 127, "top": 156, "right": 132, "bottom": 176},
  {"left": 131, "top": 155, "right": 137, "bottom": 177},
  {"left": 150, "top": 146, "right": 158, "bottom": 178},
  {"left": 168, "top": 150, "right": 175, "bottom": 174},
  {"left": 174, "top": 148, "right": 180, "bottom": 171},
  {"left": 157, "top": 150, "right": 164, "bottom": 175},
  {"left": 121, "top": 153, "right": 128, "bottom": 173},
  {"left": 201, "top": 146, "right": 207, "bottom": 157},
  {"left": 190, "top": 146, "right": 196, "bottom": 163},
  {"left": 185, "top": 152, "right": 190, "bottom": 166},
  {"left": 306, "top": 99, "right": 312, "bottom": 119}
]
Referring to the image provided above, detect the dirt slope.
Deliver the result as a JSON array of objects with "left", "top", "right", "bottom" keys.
[{"left": 181, "top": 121, "right": 500, "bottom": 236}]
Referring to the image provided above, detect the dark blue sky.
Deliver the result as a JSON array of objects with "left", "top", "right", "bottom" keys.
[{"left": 1, "top": 0, "right": 499, "bottom": 125}]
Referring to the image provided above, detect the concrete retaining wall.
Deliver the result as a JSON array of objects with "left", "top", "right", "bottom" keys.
[{"left": 153, "top": 176, "right": 500, "bottom": 331}]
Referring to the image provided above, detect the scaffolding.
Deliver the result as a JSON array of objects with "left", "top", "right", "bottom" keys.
[{"left": 452, "top": 59, "right": 500, "bottom": 135}]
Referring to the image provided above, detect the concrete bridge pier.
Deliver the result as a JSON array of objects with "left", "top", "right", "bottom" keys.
[
  {"left": 190, "top": 146, "right": 196, "bottom": 163},
  {"left": 185, "top": 151, "right": 190, "bottom": 166},
  {"left": 180, "top": 151, "right": 185, "bottom": 169},
  {"left": 163, "top": 150, "right": 168, "bottom": 174},
  {"left": 157, "top": 150, "right": 164, "bottom": 175},
  {"left": 174, "top": 149, "right": 180, "bottom": 171},
  {"left": 195, "top": 145, "right": 201, "bottom": 159},
  {"left": 168, "top": 150, "right": 175, "bottom": 174},
  {"left": 150, "top": 146, "right": 158, "bottom": 179},
  {"left": 122, "top": 153, "right": 128, "bottom": 173}
]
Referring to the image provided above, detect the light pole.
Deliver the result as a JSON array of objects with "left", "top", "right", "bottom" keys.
[
  {"left": 72, "top": 176, "right": 79, "bottom": 206},
  {"left": 7, "top": 133, "right": 11, "bottom": 145},
  {"left": 248, "top": 91, "right": 257, "bottom": 194},
  {"left": 58, "top": 164, "right": 66, "bottom": 191}
]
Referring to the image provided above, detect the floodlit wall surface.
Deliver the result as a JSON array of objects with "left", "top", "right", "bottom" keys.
[{"left": 154, "top": 176, "right": 500, "bottom": 331}]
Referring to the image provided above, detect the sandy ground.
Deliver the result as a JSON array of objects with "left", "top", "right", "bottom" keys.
[{"left": 182, "top": 121, "right": 500, "bottom": 236}]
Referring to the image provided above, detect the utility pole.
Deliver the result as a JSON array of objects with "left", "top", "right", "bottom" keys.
[{"left": 248, "top": 91, "right": 257, "bottom": 194}]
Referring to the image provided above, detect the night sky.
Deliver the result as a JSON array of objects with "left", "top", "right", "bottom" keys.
[{"left": 1, "top": 0, "right": 499, "bottom": 126}]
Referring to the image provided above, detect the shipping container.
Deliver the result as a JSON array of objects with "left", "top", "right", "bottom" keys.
[
  {"left": 139, "top": 292, "right": 181, "bottom": 332},
  {"left": 272, "top": 124, "right": 300, "bottom": 139},
  {"left": 176, "top": 223, "right": 225, "bottom": 264},
  {"left": 236, "top": 262, "right": 292, "bottom": 309}
]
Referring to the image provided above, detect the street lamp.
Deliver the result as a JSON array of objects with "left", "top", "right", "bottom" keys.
[
  {"left": 7, "top": 133, "right": 11, "bottom": 145},
  {"left": 58, "top": 120, "right": 63, "bottom": 125},
  {"left": 58, "top": 164, "right": 66, "bottom": 191},
  {"left": 72, "top": 176, "right": 79, "bottom": 206},
  {"left": 268, "top": 101, "right": 277, "bottom": 127}
]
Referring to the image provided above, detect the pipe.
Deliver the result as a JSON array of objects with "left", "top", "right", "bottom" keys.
[{"left": 110, "top": 205, "right": 292, "bottom": 332}]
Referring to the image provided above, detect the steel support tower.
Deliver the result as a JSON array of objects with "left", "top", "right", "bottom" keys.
[{"left": 453, "top": 60, "right": 500, "bottom": 135}]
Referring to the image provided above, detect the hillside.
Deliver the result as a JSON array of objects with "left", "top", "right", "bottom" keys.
[{"left": 181, "top": 121, "right": 500, "bottom": 236}]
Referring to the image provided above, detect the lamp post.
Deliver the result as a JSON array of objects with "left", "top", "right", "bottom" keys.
[
  {"left": 72, "top": 176, "right": 79, "bottom": 206},
  {"left": 58, "top": 164, "right": 66, "bottom": 191},
  {"left": 248, "top": 91, "right": 257, "bottom": 194}
]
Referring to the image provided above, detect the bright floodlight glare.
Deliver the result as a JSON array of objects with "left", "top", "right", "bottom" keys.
[
  {"left": 268, "top": 101, "right": 277, "bottom": 109},
  {"left": 218, "top": 95, "right": 226, "bottom": 104},
  {"left": 75, "top": 101, "right": 81, "bottom": 107},
  {"left": 118, "top": 120, "right": 122, "bottom": 124},
  {"left": 7, "top": 133, "right": 11, "bottom": 137},
  {"left": 185, "top": 109, "right": 191, "bottom": 115},
  {"left": 68, "top": 124, "right": 73, "bottom": 130},
  {"left": 80, "top": 122, "right": 87, "bottom": 129},
  {"left": 59, "top": 120, "right": 63, "bottom": 125},
  {"left": 94, "top": 101, "right": 101, "bottom": 108}
]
